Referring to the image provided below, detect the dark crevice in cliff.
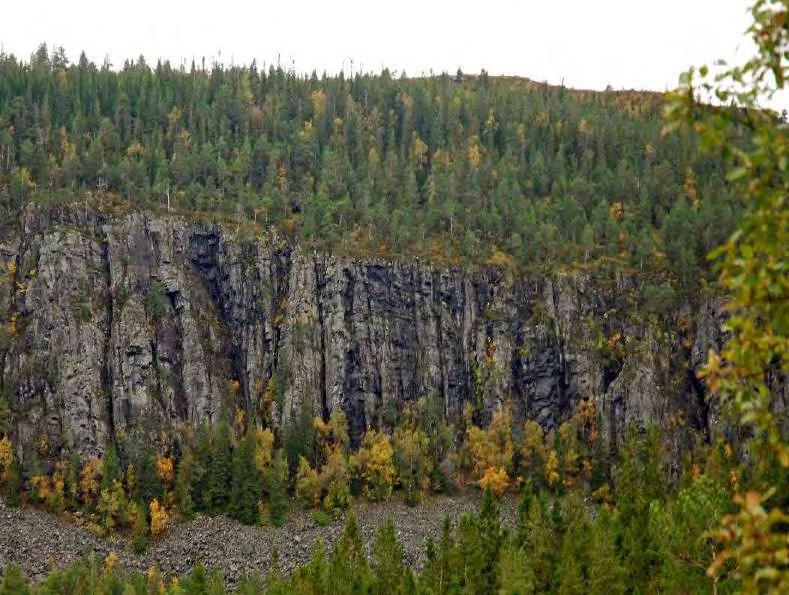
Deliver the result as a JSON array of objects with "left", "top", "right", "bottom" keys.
[
  {"left": 601, "top": 360, "right": 624, "bottom": 395},
  {"left": 431, "top": 271, "right": 449, "bottom": 421},
  {"left": 269, "top": 246, "right": 294, "bottom": 411},
  {"left": 313, "top": 255, "right": 329, "bottom": 421},
  {"left": 100, "top": 235, "right": 116, "bottom": 442},
  {"left": 687, "top": 368, "right": 710, "bottom": 444},
  {"left": 170, "top": 313, "right": 188, "bottom": 422}
]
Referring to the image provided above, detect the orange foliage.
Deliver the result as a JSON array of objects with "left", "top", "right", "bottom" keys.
[
  {"left": 149, "top": 498, "right": 168, "bottom": 538},
  {"left": 155, "top": 456, "right": 174, "bottom": 486},
  {"left": 477, "top": 467, "right": 510, "bottom": 498}
]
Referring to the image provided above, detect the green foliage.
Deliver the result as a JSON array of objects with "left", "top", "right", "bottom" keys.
[
  {"left": 664, "top": 3, "right": 788, "bottom": 588},
  {"left": 330, "top": 514, "right": 374, "bottom": 594},
  {"left": 229, "top": 429, "right": 261, "bottom": 525},
  {"left": 174, "top": 449, "right": 195, "bottom": 521},
  {"left": 100, "top": 444, "right": 121, "bottom": 491},
  {"left": 0, "top": 49, "right": 737, "bottom": 288},
  {"left": 283, "top": 404, "right": 316, "bottom": 476},
  {"left": 131, "top": 447, "right": 164, "bottom": 514},
  {"left": 648, "top": 474, "right": 729, "bottom": 593},
  {"left": 144, "top": 280, "right": 170, "bottom": 321},
  {"left": 0, "top": 388, "right": 11, "bottom": 435},
  {"left": 393, "top": 425, "right": 431, "bottom": 506},
  {"left": 372, "top": 519, "right": 408, "bottom": 594},
  {"left": 0, "top": 564, "right": 30, "bottom": 595},
  {"left": 206, "top": 417, "right": 232, "bottom": 513},
  {"left": 130, "top": 501, "right": 149, "bottom": 554},
  {"left": 310, "top": 509, "right": 333, "bottom": 527},
  {"left": 267, "top": 449, "right": 288, "bottom": 527},
  {"left": 321, "top": 446, "right": 351, "bottom": 515}
]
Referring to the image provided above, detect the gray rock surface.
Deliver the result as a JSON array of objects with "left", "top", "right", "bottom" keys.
[
  {"left": 0, "top": 492, "right": 517, "bottom": 585},
  {"left": 1, "top": 207, "right": 726, "bottom": 462}
]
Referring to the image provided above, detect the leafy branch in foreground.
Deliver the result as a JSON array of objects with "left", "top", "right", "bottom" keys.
[{"left": 664, "top": 0, "right": 788, "bottom": 590}]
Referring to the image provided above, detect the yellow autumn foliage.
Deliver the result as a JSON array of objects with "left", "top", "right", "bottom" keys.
[
  {"left": 104, "top": 551, "right": 119, "bottom": 574},
  {"left": 295, "top": 456, "right": 321, "bottom": 509},
  {"left": 314, "top": 408, "right": 350, "bottom": 459},
  {"left": 351, "top": 429, "right": 396, "bottom": 502},
  {"left": 477, "top": 466, "right": 510, "bottom": 498},
  {"left": 465, "top": 406, "right": 514, "bottom": 482},
  {"left": 521, "top": 420, "right": 546, "bottom": 476},
  {"left": 321, "top": 446, "right": 351, "bottom": 513},
  {"left": 155, "top": 456, "right": 174, "bottom": 486},
  {"left": 254, "top": 427, "right": 275, "bottom": 474},
  {"left": 79, "top": 456, "right": 101, "bottom": 505},
  {"left": 545, "top": 449, "right": 560, "bottom": 488},
  {"left": 49, "top": 460, "right": 67, "bottom": 511},
  {"left": 486, "top": 249, "right": 515, "bottom": 268},
  {"left": 149, "top": 498, "right": 168, "bottom": 538},
  {"left": 0, "top": 435, "right": 13, "bottom": 480},
  {"left": 31, "top": 474, "right": 52, "bottom": 501}
]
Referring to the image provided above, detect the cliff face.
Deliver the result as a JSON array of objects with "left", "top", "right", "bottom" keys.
[{"left": 0, "top": 209, "right": 729, "bottom": 461}]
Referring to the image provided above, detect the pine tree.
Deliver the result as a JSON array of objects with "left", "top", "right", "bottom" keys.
[
  {"left": 372, "top": 518, "right": 406, "bottom": 595},
  {"left": 421, "top": 515, "right": 457, "bottom": 595},
  {"left": 497, "top": 542, "right": 536, "bottom": 595},
  {"left": 476, "top": 489, "right": 505, "bottom": 594},
  {"left": 587, "top": 509, "right": 626, "bottom": 595},
  {"left": 130, "top": 502, "right": 148, "bottom": 554},
  {"left": 330, "top": 513, "right": 373, "bottom": 594}
]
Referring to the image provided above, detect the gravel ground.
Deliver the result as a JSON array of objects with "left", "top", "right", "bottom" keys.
[{"left": 0, "top": 492, "right": 517, "bottom": 586}]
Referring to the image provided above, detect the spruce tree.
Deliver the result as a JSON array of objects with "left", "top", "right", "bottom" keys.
[
  {"left": 229, "top": 430, "right": 261, "bottom": 525},
  {"left": 267, "top": 449, "right": 288, "bottom": 527},
  {"left": 206, "top": 417, "right": 232, "bottom": 513}
]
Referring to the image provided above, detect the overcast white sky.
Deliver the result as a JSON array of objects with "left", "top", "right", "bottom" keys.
[{"left": 1, "top": 0, "right": 786, "bottom": 108}]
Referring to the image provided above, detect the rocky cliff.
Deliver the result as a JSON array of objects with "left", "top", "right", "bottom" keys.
[{"left": 0, "top": 207, "right": 730, "bottom": 462}]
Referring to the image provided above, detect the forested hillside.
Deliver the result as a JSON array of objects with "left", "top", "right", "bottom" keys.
[
  {"left": 0, "top": 46, "right": 740, "bottom": 289},
  {"left": 0, "top": 0, "right": 786, "bottom": 589}
]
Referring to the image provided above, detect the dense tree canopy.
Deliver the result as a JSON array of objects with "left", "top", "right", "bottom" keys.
[{"left": 0, "top": 46, "right": 741, "bottom": 289}]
